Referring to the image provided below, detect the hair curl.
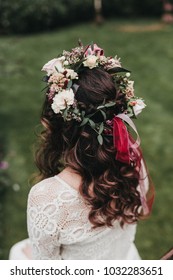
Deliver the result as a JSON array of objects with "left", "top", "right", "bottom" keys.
[{"left": 35, "top": 68, "right": 143, "bottom": 227}]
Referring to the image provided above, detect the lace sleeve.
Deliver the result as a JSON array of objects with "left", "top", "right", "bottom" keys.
[{"left": 27, "top": 181, "right": 62, "bottom": 260}]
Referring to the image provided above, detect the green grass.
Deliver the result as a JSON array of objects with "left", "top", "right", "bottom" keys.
[{"left": 1, "top": 19, "right": 173, "bottom": 260}]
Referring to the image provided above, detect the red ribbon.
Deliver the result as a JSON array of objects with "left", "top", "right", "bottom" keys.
[
  {"left": 112, "top": 114, "right": 154, "bottom": 215},
  {"left": 113, "top": 116, "right": 130, "bottom": 164}
]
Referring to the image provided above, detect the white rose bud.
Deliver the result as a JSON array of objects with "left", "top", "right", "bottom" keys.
[{"left": 83, "top": 55, "right": 98, "bottom": 69}]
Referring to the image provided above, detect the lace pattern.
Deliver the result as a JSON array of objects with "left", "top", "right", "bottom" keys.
[{"left": 27, "top": 176, "right": 140, "bottom": 259}]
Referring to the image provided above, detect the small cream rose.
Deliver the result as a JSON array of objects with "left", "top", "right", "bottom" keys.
[
  {"left": 133, "top": 99, "right": 146, "bottom": 116},
  {"left": 51, "top": 89, "right": 74, "bottom": 114},
  {"left": 83, "top": 55, "right": 98, "bottom": 69},
  {"left": 42, "top": 56, "right": 65, "bottom": 75}
]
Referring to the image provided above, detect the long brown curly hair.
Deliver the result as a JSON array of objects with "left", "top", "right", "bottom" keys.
[{"left": 35, "top": 67, "right": 146, "bottom": 228}]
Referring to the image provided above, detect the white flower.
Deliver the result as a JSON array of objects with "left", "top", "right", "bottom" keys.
[
  {"left": 64, "top": 60, "right": 69, "bottom": 66},
  {"left": 42, "top": 56, "right": 65, "bottom": 75},
  {"left": 83, "top": 55, "right": 98, "bottom": 69},
  {"left": 51, "top": 89, "right": 75, "bottom": 113},
  {"left": 133, "top": 99, "right": 146, "bottom": 116},
  {"left": 126, "top": 72, "right": 131, "bottom": 77},
  {"left": 66, "top": 69, "right": 78, "bottom": 79}
]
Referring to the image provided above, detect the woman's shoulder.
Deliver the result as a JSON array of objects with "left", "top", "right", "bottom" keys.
[
  {"left": 28, "top": 176, "right": 57, "bottom": 196},
  {"left": 27, "top": 175, "right": 79, "bottom": 208}
]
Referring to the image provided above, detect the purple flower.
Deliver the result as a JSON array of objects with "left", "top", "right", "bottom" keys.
[{"left": 0, "top": 161, "right": 9, "bottom": 170}]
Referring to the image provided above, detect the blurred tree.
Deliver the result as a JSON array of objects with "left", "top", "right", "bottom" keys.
[
  {"left": 94, "top": 0, "right": 104, "bottom": 24},
  {"left": 0, "top": 0, "right": 164, "bottom": 35}
]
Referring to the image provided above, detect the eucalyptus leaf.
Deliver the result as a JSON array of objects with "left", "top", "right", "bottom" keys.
[
  {"left": 73, "top": 108, "right": 79, "bottom": 114},
  {"left": 80, "top": 117, "right": 89, "bottom": 126},
  {"left": 89, "top": 119, "right": 96, "bottom": 129},
  {"left": 98, "top": 122, "right": 104, "bottom": 134},
  {"left": 67, "top": 80, "right": 72, "bottom": 89},
  {"left": 63, "top": 108, "right": 68, "bottom": 120},
  {"left": 127, "top": 107, "right": 133, "bottom": 113},
  {"left": 127, "top": 107, "right": 134, "bottom": 118},
  {"left": 97, "top": 105, "right": 105, "bottom": 109},
  {"left": 100, "top": 110, "right": 106, "bottom": 120},
  {"left": 81, "top": 110, "right": 85, "bottom": 117},
  {"left": 105, "top": 102, "right": 116, "bottom": 108},
  {"left": 42, "top": 76, "right": 48, "bottom": 82},
  {"left": 97, "top": 134, "right": 103, "bottom": 145}
]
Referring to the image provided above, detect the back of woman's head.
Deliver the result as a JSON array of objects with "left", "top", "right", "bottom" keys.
[
  {"left": 61, "top": 68, "right": 126, "bottom": 175},
  {"left": 35, "top": 42, "right": 154, "bottom": 227}
]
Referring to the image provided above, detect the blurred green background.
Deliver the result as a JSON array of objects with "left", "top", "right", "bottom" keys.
[{"left": 0, "top": 0, "right": 173, "bottom": 260}]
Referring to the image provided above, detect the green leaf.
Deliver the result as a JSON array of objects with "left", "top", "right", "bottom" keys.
[
  {"left": 100, "top": 110, "right": 106, "bottom": 120},
  {"left": 105, "top": 102, "right": 116, "bottom": 108},
  {"left": 81, "top": 110, "right": 85, "bottom": 118},
  {"left": 127, "top": 107, "right": 134, "bottom": 118},
  {"left": 73, "top": 108, "right": 79, "bottom": 114},
  {"left": 97, "top": 134, "right": 103, "bottom": 145},
  {"left": 89, "top": 119, "right": 96, "bottom": 129},
  {"left": 98, "top": 122, "right": 104, "bottom": 134},
  {"left": 67, "top": 80, "right": 72, "bottom": 89},
  {"left": 97, "top": 105, "right": 105, "bottom": 110},
  {"left": 80, "top": 117, "right": 89, "bottom": 126},
  {"left": 63, "top": 108, "right": 68, "bottom": 120}
]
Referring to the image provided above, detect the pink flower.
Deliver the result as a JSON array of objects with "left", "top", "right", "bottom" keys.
[
  {"left": 84, "top": 43, "right": 104, "bottom": 57},
  {"left": 129, "top": 100, "right": 137, "bottom": 106}
]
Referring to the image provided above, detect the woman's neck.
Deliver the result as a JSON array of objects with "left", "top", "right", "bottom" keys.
[{"left": 58, "top": 167, "right": 82, "bottom": 191}]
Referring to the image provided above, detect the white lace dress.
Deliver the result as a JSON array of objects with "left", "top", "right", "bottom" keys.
[{"left": 24, "top": 175, "right": 140, "bottom": 260}]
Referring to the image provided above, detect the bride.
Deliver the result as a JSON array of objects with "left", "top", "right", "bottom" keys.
[{"left": 9, "top": 42, "right": 154, "bottom": 260}]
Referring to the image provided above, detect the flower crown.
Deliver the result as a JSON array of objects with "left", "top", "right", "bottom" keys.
[{"left": 42, "top": 41, "right": 146, "bottom": 146}]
